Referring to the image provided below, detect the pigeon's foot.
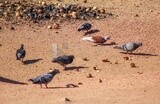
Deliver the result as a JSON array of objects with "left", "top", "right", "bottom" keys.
[{"left": 45, "top": 84, "right": 48, "bottom": 88}]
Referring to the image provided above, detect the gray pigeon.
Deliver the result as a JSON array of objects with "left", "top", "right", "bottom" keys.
[
  {"left": 78, "top": 23, "right": 92, "bottom": 32},
  {"left": 16, "top": 44, "right": 26, "bottom": 63},
  {"left": 29, "top": 69, "right": 60, "bottom": 88},
  {"left": 52, "top": 55, "right": 74, "bottom": 69},
  {"left": 114, "top": 42, "right": 142, "bottom": 53}
]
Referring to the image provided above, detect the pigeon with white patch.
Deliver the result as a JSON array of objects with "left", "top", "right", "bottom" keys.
[
  {"left": 16, "top": 44, "right": 26, "bottom": 63},
  {"left": 82, "top": 36, "right": 110, "bottom": 45},
  {"left": 78, "top": 23, "right": 92, "bottom": 32},
  {"left": 29, "top": 69, "right": 60, "bottom": 88},
  {"left": 52, "top": 55, "right": 75, "bottom": 69},
  {"left": 114, "top": 42, "right": 142, "bottom": 53}
]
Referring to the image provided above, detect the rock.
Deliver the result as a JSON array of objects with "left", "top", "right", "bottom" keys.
[
  {"left": 130, "top": 63, "right": 136, "bottom": 67},
  {"left": 114, "top": 60, "right": 118, "bottom": 64},
  {"left": 110, "top": 41, "right": 116, "bottom": 45},
  {"left": 53, "top": 23, "right": 60, "bottom": 29},
  {"left": 41, "top": 1, "right": 46, "bottom": 5},
  {"left": 83, "top": 0, "right": 87, "bottom": 3},
  {"left": 82, "top": 57, "right": 89, "bottom": 61},
  {"left": 0, "top": 27, "right": 2, "bottom": 30},
  {"left": 15, "top": 12, "right": 21, "bottom": 18},
  {"left": 100, "top": 9, "right": 105, "bottom": 14},
  {"left": 92, "top": 6, "right": 97, "bottom": 11},
  {"left": 99, "top": 79, "right": 102, "bottom": 83},
  {"left": 78, "top": 82, "right": 83, "bottom": 85},
  {"left": 65, "top": 98, "right": 71, "bottom": 102},
  {"left": 134, "top": 14, "right": 139, "bottom": 17},
  {"left": 10, "top": 27, "right": 15, "bottom": 30},
  {"left": 47, "top": 25, "right": 52, "bottom": 29},
  {"left": 102, "top": 59, "right": 110, "bottom": 62},
  {"left": 137, "top": 72, "right": 143, "bottom": 74},
  {"left": 87, "top": 73, "right": 93, "bottom": 78},
  {"left": 123, "top": 56, "right": 129, "bottom": 60},
  {"left": 71, "top": 11, "right": 78, "bottom": 19}
]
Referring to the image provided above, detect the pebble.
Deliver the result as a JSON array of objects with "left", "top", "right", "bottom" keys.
[
  {"left": 53, "top": 23, "right": 60, "bottom": 29},
  {"left": 99, "top": 79, "right": 102, "bottom": 83},
  {"left": 10, "top": 27, "right": 15, "bottom": 30},
  {"left": 102, "top": 59, "right": 110, "bottom": 62},
  {"left": 87, "top": 73, "right": 93, "bottom": 78},
  {"left": 82, "top": 57, "right": 89, "bottom": 61},
  {"left": 130, "top": 63, "right": 136, "bottom": 67},
  {"left": 65, "top": 98, "right": 71, "bottom": 102},
  {"left": 123, "top": 56, "right": 129, "bottom": 60},
  {"left": 47, "top": 25, "right": 52, "bottom": 29}
]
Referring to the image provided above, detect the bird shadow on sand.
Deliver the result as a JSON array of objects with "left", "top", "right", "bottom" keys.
[
  {"left": 0, "top": 76, "right": 28, "bottom": 85},
  {"left": 92, "top": 43, "right": 117, "bottom": 47},
  {"left": 46, "top": 86, "right": 78, "bottom": 89},
  {"left": 120, "top": 52, "right": 158, "bottom": 56},
  {"left": 84, "top": 29, "right": 100, "bottom": 36},
  {"left": 23, "top": 58, "right": 43, "bottom": 65},
  {"left": 64, "top": 66, "right": 89, "bottom": 71}
]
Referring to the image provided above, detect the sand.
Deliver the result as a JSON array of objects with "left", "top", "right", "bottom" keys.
[{"left": 0, "top": 0, "right": 160, "bottom": 104}]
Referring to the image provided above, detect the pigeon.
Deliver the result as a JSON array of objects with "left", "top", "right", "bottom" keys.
[
  {"left": 78, "top": 23, "right": 92, "bottom": 32},
  {"left": 16, "top": 44, "right": 26, "bottom": 63},
  {"left": 52, "top": 55, "right": 75, "bottom": 69},
  {"left": 82, "top": 36, "right": 110, "bottom": 45},
  {"left": 29, "top": 69, "right": 60, "bottom": 88},
  {"left": 114, "top": 42, "right": 142, "bottom": 53}
]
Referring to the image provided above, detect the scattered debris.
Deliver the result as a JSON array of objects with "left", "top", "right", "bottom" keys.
[
  {"left": 87, "top": 73, "right": 93, "bottom": 78},
  {"left": 66, "top": 83, "right": 78, "bottom": 88},
  {"left": 130, "top": 63, "right": 136, "bottom": 68},
  {"left": 110, "top": 41, "right": 116, "bottom": 45},
  {"left": 78, "top": 82, "right": 83, "bottom": 85},
  {"left": 123, "top": 56, "right": 129, "bottom": 60},
  {"left": 10, "top": 27, "right": 15, "bottom": 30},
  {"left": 114, "top": 60, "right": 118, "bottom": 64},
  {"left": 102, "top": 59, "right": 110, "bottom": 62},
  {"left": 99, "top": 79, "right": 102, "bottom": 83},
  {"left": 83, "top": 0, "right": 87, "bottom": 3},
  {"left": 65, "top": 97, "right": 71, "bottom": 102},
  {"left": 137, "top": 72, "right": 143, "bottom": 74},
  {"left": 134, "top": 14, "right": 139, "bottom": 17},
  {"left": 53, "top": 23, "right": 60, "bottom": 29},
  {"left": 82, "top": 57, "right": 89, "bottom": 61},
  {"left": 47, "top": 25, "right": 52, "bottom": 29}
]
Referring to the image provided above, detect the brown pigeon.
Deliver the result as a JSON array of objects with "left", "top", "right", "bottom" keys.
[{"left": 82, "top": 36, "right": 110, "bottom": 45}]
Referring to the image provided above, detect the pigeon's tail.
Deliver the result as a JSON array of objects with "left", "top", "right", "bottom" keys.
[
  {"left": 113, "top": 46, "right": 123, "bottom": 50},
  {"left": 82, "top": 37, "right": 94, "bottom": 42},
  {"left": 28, "top": 79, "right": 34, "bottom": 82},
  {"left": 78, "top": 28, "right": 82, "bottom": 31},
  {"left": 52, "top": 58, "right": 58, "bottom": 63}
]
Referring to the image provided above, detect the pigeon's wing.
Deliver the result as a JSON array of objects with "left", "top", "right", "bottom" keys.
[
  {"left": 32, "top": 74, "right": 53, "bottom": 84},
  {"left": 57, "top": 56, "right": 73, "bottom": 64}
]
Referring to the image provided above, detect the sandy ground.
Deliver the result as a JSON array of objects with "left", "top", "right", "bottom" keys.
[{"left": 0, "top": 0, "right": 160, "bottom": 104}]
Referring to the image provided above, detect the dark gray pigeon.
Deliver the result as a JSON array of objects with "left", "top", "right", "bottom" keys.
[
  {"left": 78, "top": 23, "right": 92, "bottom": 32},
  {"left": 29, "top": 69, "right": 60, "bottom": 88},
  {"left": 114, "top": 42, "right": 142, "bottom": 53},
  {"left": 52, "top": 55, "right": 75, "bottom": 69},
  {"left": 16, "top": 44, "right": 26, "bottom": 63}
]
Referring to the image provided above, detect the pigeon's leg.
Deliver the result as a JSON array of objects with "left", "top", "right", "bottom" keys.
[
  {"left": 45, "top": 84, "right": 48, "bottom": 88},
  {"left": 63, "top": 65, "right": 66, "bottom": 70},
  {"left": 40, "top": 84, "right": 42, "bottom": 88}
]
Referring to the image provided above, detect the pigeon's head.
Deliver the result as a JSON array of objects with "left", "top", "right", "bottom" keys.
[
  {"left": 49, "top": 69, "right": 60, "bottom": 75},
  {"left": 104, "top": 36, "right": 110, "bottom": 40},
  {"left": 20, "top": 44, "right": 24, "bottom": 49},
  {"left": 138, "top": 42, "right": 142, "bottom": 46},
  {"left": 69, "top": 55, "right": 75, "bottom": 59}
]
